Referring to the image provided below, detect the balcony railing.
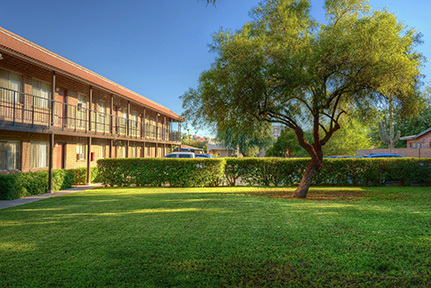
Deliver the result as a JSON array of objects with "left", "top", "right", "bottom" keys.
[{"left": 0, "top": 86, "right": 181, "bottom": 142}]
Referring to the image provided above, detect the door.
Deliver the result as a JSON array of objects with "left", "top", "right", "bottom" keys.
[
  {"left": 56, "top": 88, "right": 67, "bottom": 128},
  {"left": 56, "top": 143, "right": 65, "bottom": 169}
]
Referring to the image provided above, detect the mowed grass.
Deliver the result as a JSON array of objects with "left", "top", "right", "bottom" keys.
[{"left": 1, "top": 186, "right": 431, "bottom": 287}]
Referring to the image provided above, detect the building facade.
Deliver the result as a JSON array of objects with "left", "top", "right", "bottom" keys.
[
  {"left": 0, "top": 27, "right": 183, "bottom": 186},
  {"left": 399, "top": 127, "right": 431, "bottom": 149}
]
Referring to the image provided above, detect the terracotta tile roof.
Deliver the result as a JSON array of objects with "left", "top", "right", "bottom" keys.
[{"left": 0, "top": 27, "right": 184, "bottom": 121}]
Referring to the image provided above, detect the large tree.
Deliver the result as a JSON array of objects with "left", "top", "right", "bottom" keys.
[{"left": 182, "top": 0, "right": 423, "bottom": 198}]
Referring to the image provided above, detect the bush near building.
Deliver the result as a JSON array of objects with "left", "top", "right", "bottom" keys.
[{"left": 0, "top": 167, "right": 100, "bottom": 200}]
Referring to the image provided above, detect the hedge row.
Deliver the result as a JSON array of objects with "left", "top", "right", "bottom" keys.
[
  {"left": 0, "top": 167, "right": 100, "bottom": 200},
  {"left": 98, "top": 157, "right": 431, "bottom": 188},
  {"left": 225, "top": 158, "right": 431, "bottom": 187},
  {"left": 97, "top": 158, "right": 225, "bottom": 187}
]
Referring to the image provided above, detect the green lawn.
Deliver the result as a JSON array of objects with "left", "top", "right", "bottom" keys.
[{"left": 1, "top": 186, "right": 430, "bottom": 287}]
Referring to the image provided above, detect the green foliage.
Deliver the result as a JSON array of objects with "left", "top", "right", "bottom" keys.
[
  {"left": 97, "top": 158, "right": 225, "bottom": 187},
  {"left": 266, "top": 129, "right": 309, "bottom": 157},
  {"left": 378, "top": 118, "right": 401, "bottom": 148},
  {"left": 323, "top": 117, "right": 372, "bottom": 156},
  {"left": 181, "top": 0, "right": 424, "bottom": 195},
  {"left": 181, "top": 138, "right": 208, "bottom": 152},
  {"left": 217, "top": 124, "right": 273, "bottom": 157},
  {"left": 224, "top": 157, "right": 431, "bottom": 187},
  {"left": 0, "top": 168, "right": 100, "bottom": 200},
  {"left": 97, "top": 157, "right": 431, "bottom": 188},
  {"left": 370, "top": 104, "right": 431, "bottom": 148}
]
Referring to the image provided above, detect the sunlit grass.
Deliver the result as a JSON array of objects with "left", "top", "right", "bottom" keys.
[{"left": 1, "top": 186, "right": 430, "bottom": 287}]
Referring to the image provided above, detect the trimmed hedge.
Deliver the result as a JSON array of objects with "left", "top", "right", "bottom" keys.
[
  {"left": 98, "top": 157, "right": 431, "bottom": 188},
  {"left": 97, "top": 158, "right": 225, "bottom": 187},
  {"left": 0, "top": 167, "right": 100, "bottom": 200},
  {"left": 225, "top": 158, "right": 431, "bottom": 187}
]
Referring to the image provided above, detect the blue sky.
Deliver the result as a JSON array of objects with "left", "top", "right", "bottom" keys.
[{"left": 2, "top": 0, "right": 430, "bottom": 136}]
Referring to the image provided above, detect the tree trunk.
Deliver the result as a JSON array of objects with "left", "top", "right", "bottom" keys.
[{"left": 293, "top": 158, "right": 322, "bottom": 199}]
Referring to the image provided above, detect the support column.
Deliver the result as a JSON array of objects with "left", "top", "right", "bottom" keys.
[
  {"left": 155, "top": 143, "right": 158, "bottom": 158},
  {"left": 126, "top": 140, "right": 130, "bottom": 158},
  {"left": 164, "top": 116, "right": 167, "bottom": 141},
  {"left": 140, "top": 113, "right": 143, "bottom": 138},
  {"left": 109, "top": 139, "right": 113, "bottom": 158},
  {"left": 110, "top": 95, "right": 114, "bottom": 135},
  {"left": 156, "top": 113, "right": 159, "bottom": 140},
  {"left": 87, "top": 137, "right": 92, "bottom": 185},
  {"left": 127, "top": 101, "right": 130, "bottom": 136},
  {"left": 88, "top": 87, "right": 93, "bottom": 132},
  {"left": 143, "top": 108, "right": 146, "bottom": 138},
  {"left": 48, "top": 133, "right": 54, "bottom": 193},
  {"left": 50, "top": 72, "right": 56, "bottom": 127}
]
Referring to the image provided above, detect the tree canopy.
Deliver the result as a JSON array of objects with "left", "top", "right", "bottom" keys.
[{"left": 181, "top": 0, "right": 423, "bottom": 198}]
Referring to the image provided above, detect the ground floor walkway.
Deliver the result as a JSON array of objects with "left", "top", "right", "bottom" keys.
[{"left": 0, "top": 183, "right": 103, "bottom": 210}]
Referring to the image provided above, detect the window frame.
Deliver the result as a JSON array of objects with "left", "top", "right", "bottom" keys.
[
  {"left": 0, "top": 140, "right": 20, "bottom": 171},
  {"left": 32, "top": 79, "right": 51, "bottom": 109},
  {"left": 30, "top": 141, "right": 48, "bottom": 169},
  {"left": 76, "top": 143, "right": 86, "bottom": 161},
  {"left": 0, "top": 69, "right": 22, "bottom": 103}
]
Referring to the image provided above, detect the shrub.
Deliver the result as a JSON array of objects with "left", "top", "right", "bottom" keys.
[
  {"left": 97, "top": 158, "right": 225, "bottom": 187},
  {"left": 0, "top": 167, "right": 101, "bottom": 200},
  {"left": 97, "top": 157, "right": 431, "bottom": 188}
]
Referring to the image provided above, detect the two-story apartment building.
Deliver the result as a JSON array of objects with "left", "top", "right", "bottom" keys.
[{"left": 0, "top": 27, "right": 183, "bottom": 190}]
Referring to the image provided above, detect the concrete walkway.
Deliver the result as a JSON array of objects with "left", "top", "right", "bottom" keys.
[{"left": 0, "top": 183, "right": 104, "bottom": 210}]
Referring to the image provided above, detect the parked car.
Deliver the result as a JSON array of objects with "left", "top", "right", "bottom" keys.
[
  {"left": 195, "top": 154, "right": 212, "bottom": 158},
  {"left": 363, "top": 153, "right": 404, "bottom": 158},
  {"left": 164, "top": 152, "right": 195, "bottom": 158}
]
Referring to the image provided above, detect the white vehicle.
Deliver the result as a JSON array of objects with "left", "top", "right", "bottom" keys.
[{"left": 163, "top": 152, "right": 195, "bottom": 158}]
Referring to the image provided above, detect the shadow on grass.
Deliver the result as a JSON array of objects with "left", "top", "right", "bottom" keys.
[{"left": 1, "top": 186, "right": 430, "bottom": 287}]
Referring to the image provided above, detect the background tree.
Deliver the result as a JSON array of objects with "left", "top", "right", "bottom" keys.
[
  {"left": 369, "top": 87, "right": 430, "bottom": 148},
  {"left": 266, "top": 128, "right": 310, "bottom": 157},
  {"left": 217, "top": 122, "right": 273, "bottom": 157},
  {"left": 322, "top": 116, "right": 372, "bottom": 156},
  {"left": 181, "top": 0, "right": 423, "bottom": 198}
]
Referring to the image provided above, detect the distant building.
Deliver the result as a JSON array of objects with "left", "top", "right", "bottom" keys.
[
  {"left": 272, "top": 124, "right": 285, "bottom": 138},
  {"left": 400, "top": 127, "right": 431, "bottom": 148},
  {"left": 206, "top": 140, "right": 235, "bottom": 157}
]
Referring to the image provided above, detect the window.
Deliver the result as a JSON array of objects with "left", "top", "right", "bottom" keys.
[
  {"left": 76, "top": 144, "right": 86, "bottom": 161},
  {"left": 78, "top": 94, "right": 87, "bottom": 109},
  {"left": 97, "top": 102, "right": 107, "bottom": 132},
  {"left": 77, "top": 94, "right": 87, "bottom": 128},
  {"left": 411, "top": 142, "right": 423, "bottom": 149},
  {"left": 0, "top": 141, "right": 20, "bottom": 171},
  {"left": 149, "top": 117, "right": 155, "bottom": 139},
  {"left": 131, "top": 146, "right": 137, "bottom": 158},
  {"left": 118, "top": 109, "right": 127, "bottom": 135},
  {"left": 32, "top": 80, "right": 51, "bottom": 108},
  {"left": 130, "top": 113, "right": 138, "bottom": 136},
  {"left": 118, "top": 146, "right": 126, "bottom": 158},
  {"left": 0, "top": 69, "right": 21, "bottom": 102},
  {"left": 30, "top": 142, "right": 48, "bottom": 168}
]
